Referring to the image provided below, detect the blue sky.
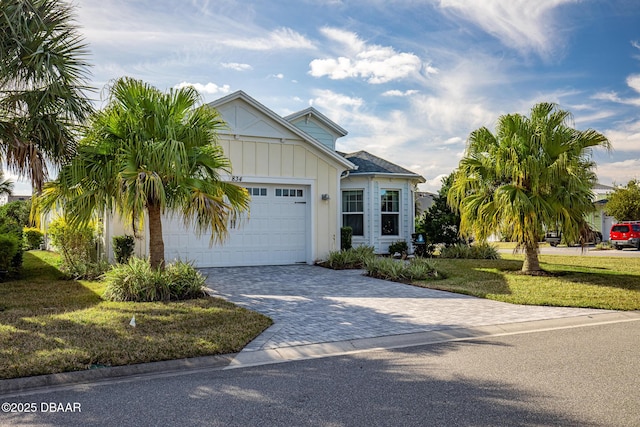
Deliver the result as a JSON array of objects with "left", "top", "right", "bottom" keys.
[{"left": 9, "top": 0, "right": 640, "bottom": 194}]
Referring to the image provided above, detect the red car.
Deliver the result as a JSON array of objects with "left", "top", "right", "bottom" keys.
[{"left": 610, "top": 222, "right": 640, "bottom": 250}]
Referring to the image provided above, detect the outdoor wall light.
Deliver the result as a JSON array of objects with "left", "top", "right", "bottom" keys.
[{"left": 321, "top": 194, "right": 331, "bottom": 200}]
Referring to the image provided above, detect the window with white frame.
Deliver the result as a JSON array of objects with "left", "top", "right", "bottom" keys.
[
  {"left": 381, "top": 190, "right": 399, "bottom": 236},
  {"left": 342, "top": 190, "right": 364, "bottom": 236}
]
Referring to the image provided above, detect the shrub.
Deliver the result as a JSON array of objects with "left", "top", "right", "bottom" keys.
[
  {"left": 47, "top": 217, "right": 105, "bottom": 279},
  {"left": 439, "top": 242, "right": 500, "bottom": 259},
  {"left": 165, "top": 260, "right": 207, "bottom": 300},
  {"left": 23, "top": 227, "right": 44, "bottom": 250},
  {"left": 364, "top": 257, "right": 441, "bottom": 282},
  {"left": 471, "top": 242, "right": 500, "bottom": 259},
  {"left": 103, "top": 258, "right": 207, "bottom": 302},
  {"left": 103, "top": 257, "right": 166, "bottom": 302},
  {"left": 593, "top": 242, "right": 613, "bottom": 251},
  {"left": 340, "top": 226, "right": 353, "bottom": 251},
  {"left": 326, "top": 245, "right": 375, "bottom": 269},
  {"left": 0, "top": 233, "right": 19, "bottom": 273},
  {"left": 388, "top": 240, "right": 408, "bottom": 255},
  {"left": 112, "top": 235, "right": 135, "bottom": 264}
]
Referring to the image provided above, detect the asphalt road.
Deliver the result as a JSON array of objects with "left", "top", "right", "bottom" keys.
[
  {"left": 501, "top": 245, "right": 640, "bottom": 257},
  {"left": 1, "top": 321, "right": 638, "bottom": 426}
]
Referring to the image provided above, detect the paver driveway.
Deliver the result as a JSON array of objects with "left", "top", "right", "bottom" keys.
[{"left": 203, "top": 265, "right": 611, "bottom": 352}]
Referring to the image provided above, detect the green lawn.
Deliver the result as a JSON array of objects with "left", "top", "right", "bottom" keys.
[
  {"left": 0, "top": 251, "right": 272, "bottom": 379},
  {"left": 418, "top": 254, "right": 640, "bottom": 310}
]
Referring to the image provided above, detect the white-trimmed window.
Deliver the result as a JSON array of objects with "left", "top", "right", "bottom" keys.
[
  {"left": 342, "top": 190, "right": 364, "bottom": 236},
  {"left": 245, "top": 187, "right": 267, "bottom": 196},
  {"left": 275, "top": 188, "right": 304, "bottom": 197},
  {"left": 381, "top": 190, "right": 400, "bottom": 236}
]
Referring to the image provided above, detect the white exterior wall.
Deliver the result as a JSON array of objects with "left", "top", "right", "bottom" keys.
[{"left": 341, "top": 175, "right": 417, "bottom": 254}]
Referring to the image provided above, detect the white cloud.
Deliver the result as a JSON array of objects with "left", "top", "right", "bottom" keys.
[
  {"left": 309, "top": 27, "right": 432, "bottom": 84},
  {"left": 592, "top": 91, "right": 640, "bottom": 107},
  {"left": 309, "top": 89, "right": 364, "bottom": 117},
  {"left": 175, "top": 81, "right": 231, "bottom": 95},
  {"left": 603, "top": 121, "right": 640, "bottom": 152},
  {"left": 221, "top": 62, "right": 253, "bottom": 71},
  {"left": 443, "top": 136, "right": 464, "bottom": 145},
  {"left": 595, "top": 159, "right": 640, "bottom": 186},
  {"left": 269, "top": 73, "right": 285, "bottom": 79},
  {"left": 434, "top": 0, "right": 578, "bottom": 58},
  {"left": 410, "top": 94, "right": 496, "bottom": 134},
  {"left": 222, "top": 27, "right": 315, "bottom": 51},
  {"left": 627, "top": 74, "right": 640, "bottom": 94},
  {"left": 382, "top": 90, "right": 419, "bottom": 97},
  {"left": 572, "top": 110, "right": 616, "bottom": 126}
]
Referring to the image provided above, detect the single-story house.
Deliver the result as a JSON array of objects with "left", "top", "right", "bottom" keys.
[
  {"left": 588, "top": 183, "right": 616, "bottom": 240},
  {"left": 105, "top": 91, "right": 425, "bottom": 267}
]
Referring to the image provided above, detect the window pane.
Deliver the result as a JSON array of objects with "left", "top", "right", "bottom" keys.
[
  {"left": 342, "top": 190, "right": 364, "bottom": 213},
  {"left": 276, "top": 189, "right": 282, "bottom": 197},
  {"left": 381, "top": 214, "right": 399, "bottom": 235},
  {"left": 297, "top": 189, "right": 303, "bottom": 197},
  {"left": 381, "top": 190, "right": 399, "bottom": 213},
  {"left": 343, "top": 214, "right": 364, "bottom": 236},
  {"left": 261, "top": 188, "right": 267, "bottom": 196},
  {"left": 283, "top": 189, "right": 289, "bottom": 197}
]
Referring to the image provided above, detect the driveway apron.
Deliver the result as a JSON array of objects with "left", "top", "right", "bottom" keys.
[{"left": 202, "top": 265, "right": 610, "bottom": 352}]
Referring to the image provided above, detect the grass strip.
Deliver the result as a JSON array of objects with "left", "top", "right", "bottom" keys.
[{"left": 415, "top": 254, "right": 640, "bottom": 310}]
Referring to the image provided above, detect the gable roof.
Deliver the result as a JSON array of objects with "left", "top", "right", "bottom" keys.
[
  {"left": 284, "top": 107, "right": 348, "bottom": 138},
  {"left": 593, "top": 183, "right": 614, "bottom": 191},
  {"left": 340, "top": 150, "right": 425, "bottom": 183},
  {"left": 208, "top": 91, "right": 355, "bottom": 170}
]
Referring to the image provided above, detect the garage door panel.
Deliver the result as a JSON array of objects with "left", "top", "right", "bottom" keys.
[{"left": 162, "top": 184, "right": 308, "bottom": 267}]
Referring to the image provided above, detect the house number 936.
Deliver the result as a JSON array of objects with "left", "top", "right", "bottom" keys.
[{"left": 231, "top": 176, "right": 243, "bottom": 182}]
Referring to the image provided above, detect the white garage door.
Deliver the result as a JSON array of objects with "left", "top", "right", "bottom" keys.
[{"left": 162, "top": 184, "right": 309, "bottom": 267}]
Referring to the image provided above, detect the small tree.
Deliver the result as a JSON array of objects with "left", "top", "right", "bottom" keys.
[
  {"left": 112, "top": 235, "right": 135, "bottom": 264},
  {"left": 604, "top": 180, "right": 640, "bottom": 220},
  {"left": 0, "top": 233, "right": 19, "bottom": 273},
  {"left": 47, "top": 217, "right": 104, "bottom": 278},
  {"left": 417, "top": 173, "right": 463, "bottom": 247},
  {"left": 0, "top": 200, "right": 28, "bottom": 273},
  {"left": 23, "top": 227, "right": 44, "bottom": 250}
]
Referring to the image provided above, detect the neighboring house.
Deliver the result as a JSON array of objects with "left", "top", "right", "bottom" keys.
[
  {"left": 105, "top": 90, "right": 425, "bottom": 267},
  {"left": 415, "top": 191, "right": 436, "bottom": 215},
  {"left": 588, "top": 183, "right": 616, "bottom": 241},
  {"left": 0, "top": 194, "right": 31, "bottom": 206}
]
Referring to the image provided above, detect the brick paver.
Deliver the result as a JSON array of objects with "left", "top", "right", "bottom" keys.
[{"left": 202, "top": 265, "right": 611, "bottom": 351}]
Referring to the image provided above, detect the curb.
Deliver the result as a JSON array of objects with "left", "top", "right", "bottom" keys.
[{"left": 0, "top": 354, "right": 234, "bottom": 396}]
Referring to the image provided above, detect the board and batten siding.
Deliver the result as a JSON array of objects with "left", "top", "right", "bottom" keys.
[{"left": 217, "top": 133, "right": 341, "bottom": 261}]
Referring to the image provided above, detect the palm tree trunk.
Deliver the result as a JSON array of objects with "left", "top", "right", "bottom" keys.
[
  {"left": 522, "top": 245, "right": 541, "bottom": 273},
  {"left": 147, "top": 202, "right": 165, "bottom": 269}
]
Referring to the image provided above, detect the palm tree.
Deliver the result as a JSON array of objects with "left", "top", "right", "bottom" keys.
[
  {"left": 0, "top": 0, "right": 93, "bottom": 192},
  {"left": 40, "top": 77, "right": 250, "bottom": 269},
  {"left": 0, "top": 170, "right": 13, "bottom": 196},
  {"left": 448, "top": 103, "right": 610, "bottom": 274}
]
